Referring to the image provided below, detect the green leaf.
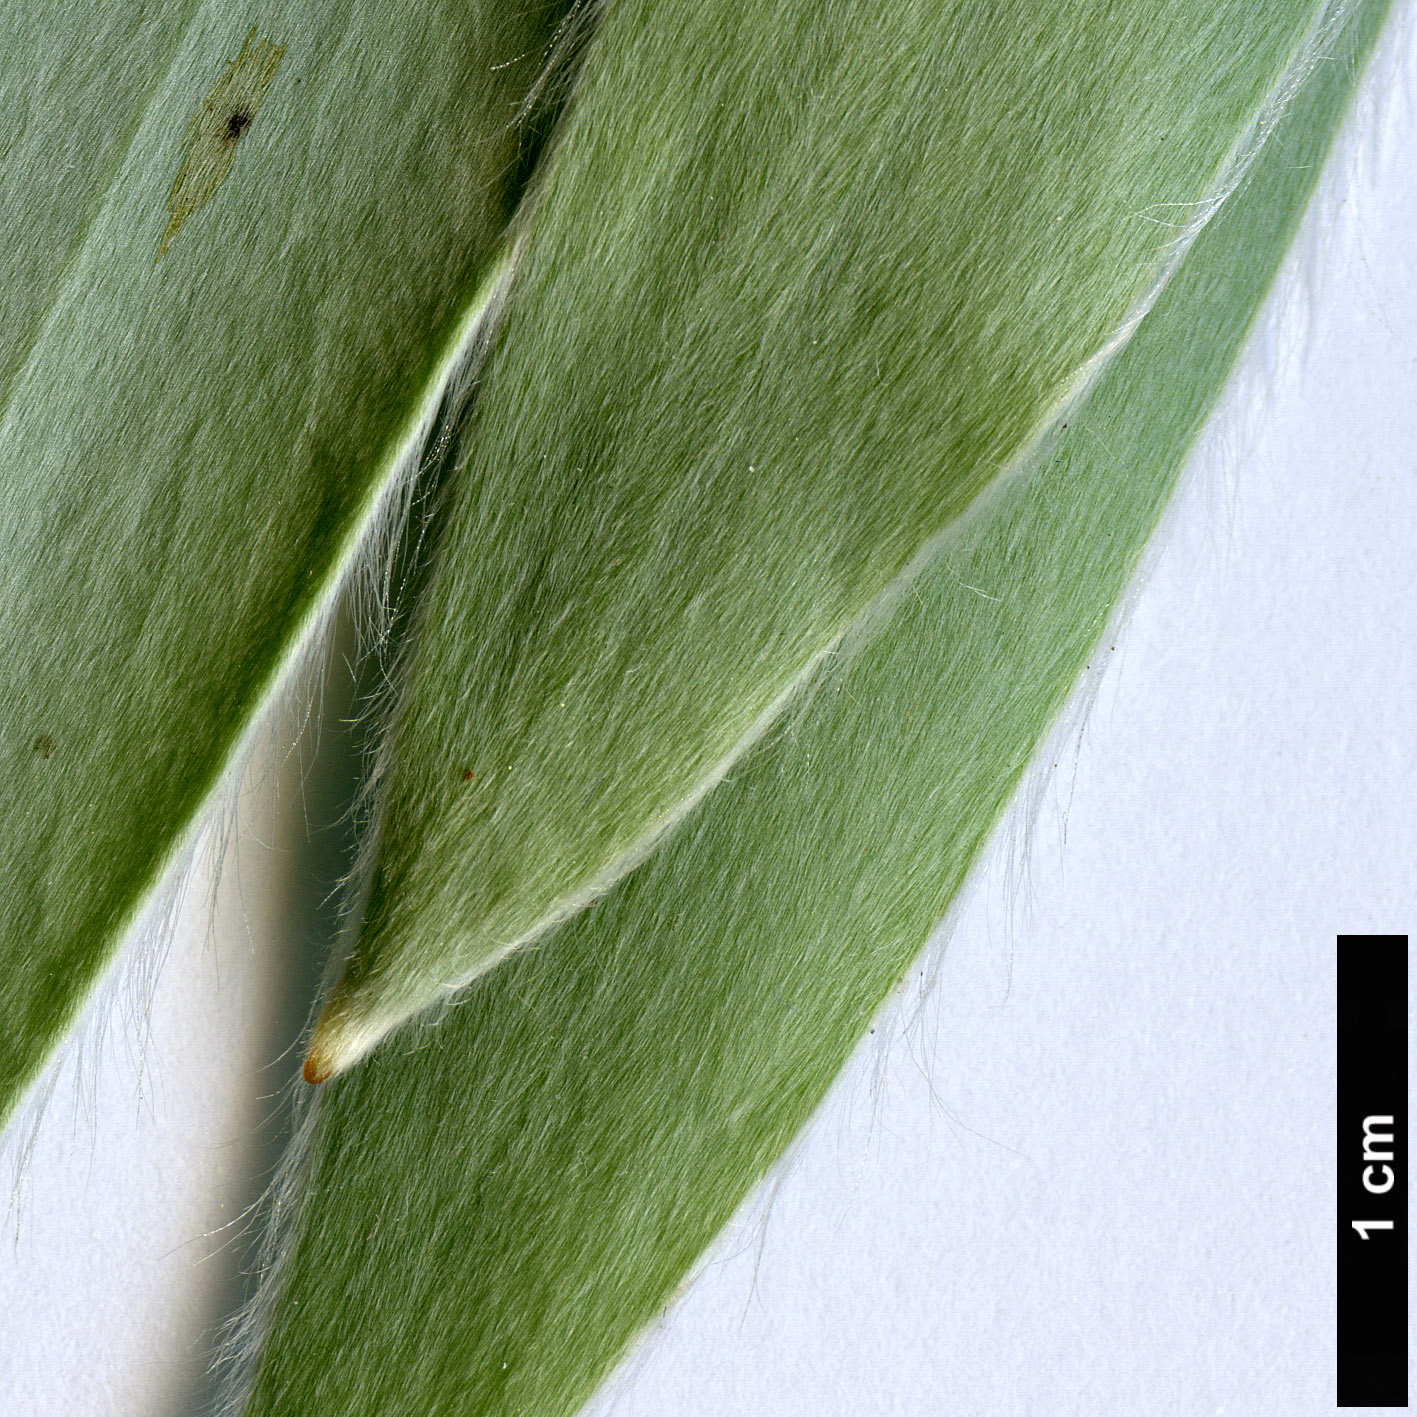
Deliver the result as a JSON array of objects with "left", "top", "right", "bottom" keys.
[
  {"left": 311, "top": 0, "right": 1358, "bottom": 1079},
  {"left": 0, "top": 0, "right": 575, "bottom": 1121},
  {"left": 231, "top": 0, "right": 1389, "bottom": 1410}
]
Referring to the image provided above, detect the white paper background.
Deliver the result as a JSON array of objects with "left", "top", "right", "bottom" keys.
[{"left": 3, "top": 16, "right": 1415, "bottom": 1416}]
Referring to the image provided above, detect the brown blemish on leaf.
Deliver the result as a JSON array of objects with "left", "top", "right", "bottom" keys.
[
  {"left": 158, "top": 26, "right": 286, "bottom": 261},
  {"left": 224, "top": 108, "right": 254, "bottom": 142},
  {"left": 32, "top": 734, "right": 57, "bottom": 759}
]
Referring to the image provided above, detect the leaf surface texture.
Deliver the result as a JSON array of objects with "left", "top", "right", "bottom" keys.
[
  {"left": 0, "top": 0, "right": 574, "bottom": 1119},
  {"left": 235, "top": 0, "right": 1390, "bottom": 1411}
]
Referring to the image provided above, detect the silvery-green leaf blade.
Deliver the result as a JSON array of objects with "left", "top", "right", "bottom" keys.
[
  {"left": 233, "top": 0, "right": 1391, "bottom": 1410},
  {"left": 0, "top": 0, "right": 573, "bottom": 1121},
  {"left": 309, "top": 0, "right": 1358, "bottom": 1077}
]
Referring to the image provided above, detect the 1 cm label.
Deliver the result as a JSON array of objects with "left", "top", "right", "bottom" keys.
[{"left": 1352, "top": 1115, "right": 1399, "bottom": 1240}]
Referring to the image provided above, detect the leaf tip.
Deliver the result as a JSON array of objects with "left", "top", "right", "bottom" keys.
[{"left": 303, "top": 997, "right": 389, "bottom": 1084}]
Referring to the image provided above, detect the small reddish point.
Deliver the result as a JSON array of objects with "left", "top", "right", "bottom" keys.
[
  {"left": 303, "top": 1054, "right": 331, "bottom": 1085},
  {"left": 462, "top": 768, "right": 475, "bottom": 782}
]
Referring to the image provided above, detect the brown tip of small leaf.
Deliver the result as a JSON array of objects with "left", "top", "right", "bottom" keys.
[{"left": 303, "top": 992, "right": 394, "bottom": 1083}]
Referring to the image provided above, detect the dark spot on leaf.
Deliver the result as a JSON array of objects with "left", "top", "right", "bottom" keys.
[
  {"left": 463, "top": 769, "right": 475, "bottom": 782},
  {"left": 158, "top": 27, "right": 286, "bottom": 260},
  {"left": 32, "top": 734, "right": 57, "bottom": 759}
]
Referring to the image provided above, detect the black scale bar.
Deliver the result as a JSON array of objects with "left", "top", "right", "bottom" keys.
[{"left": 1338, "top": 934, "right": 1408, "bottom": 1408}]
